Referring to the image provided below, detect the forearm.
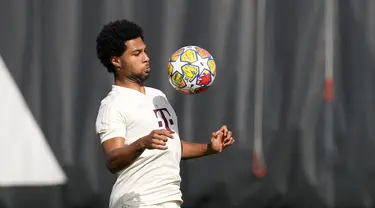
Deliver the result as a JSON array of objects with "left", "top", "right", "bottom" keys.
[
  {"left": 105, "top": 140, "right": 144, "bottom": 173},
  {"left": 181, "top": 140, "right": 216, "bottom": 160}
]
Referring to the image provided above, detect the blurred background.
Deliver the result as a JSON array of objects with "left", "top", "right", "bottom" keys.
[{"left": 1, "top": 0, "right": 375, "bottom": 208}]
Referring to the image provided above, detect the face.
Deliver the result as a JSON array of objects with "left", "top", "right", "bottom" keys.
[{"left": 111, "top": 37, "right": 150, "bottom": 83}]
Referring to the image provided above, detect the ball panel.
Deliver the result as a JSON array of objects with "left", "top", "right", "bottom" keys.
[
  {"left": 195, "top": 47, "right": 211, "bottom": 59},
  {"left": 171, "top": 71, "right": 186, "bottom": 88},
  {"left": 180, "top": 49, "right": 197, "bottom": 63},
  {"left": 176, "top": 88, "right": 192, "bottom": 95},
  {"left": 168, "top": 62, "right": 173, "bottom": 77},
  {"left": 207, "top": 59, "right": 216, "bottom": 75},
  {"left": 194, "top": 86, "right": 210, "bottom": 94},
  {"left": 181, "top": 64, "right": 199, "bottom": 82},
  {"left": 171, "top": 48, "right": 184, "bottom": 61},
  {"left": 196, "top": 69, "right": 212, "bottom": 86}
]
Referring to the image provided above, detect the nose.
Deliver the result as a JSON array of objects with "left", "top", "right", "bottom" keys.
[{"left": 143, "top": 53, "right": 149, "bottom": 63}]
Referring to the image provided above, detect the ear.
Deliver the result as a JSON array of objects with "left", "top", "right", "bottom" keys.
[{"left": 110, "top": 57, "right": 121, "bottom": 69}]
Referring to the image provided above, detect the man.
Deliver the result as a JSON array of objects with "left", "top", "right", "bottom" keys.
[{"left": 95, "top": 19, "right": 235, "bottom": 208}]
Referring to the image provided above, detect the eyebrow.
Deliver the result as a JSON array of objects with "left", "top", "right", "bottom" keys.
[{"left": 131, "top": 47, "right": 147, "bottom": 53}]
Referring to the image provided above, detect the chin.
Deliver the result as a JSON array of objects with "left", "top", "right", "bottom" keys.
[
  {"left": 134, "top": 72, "right": 150, "bottom": 84},
  {"left": 142, "top": 74, "right": 150, "bottom": 81}
]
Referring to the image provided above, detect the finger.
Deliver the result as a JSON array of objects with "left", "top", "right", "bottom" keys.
[
  {"left": 152, "top": 143, "right": 168, "bottom": 150},
  {"left": 223, "top": 139, "right": 230, "bottom": 146},
  {"left": 219, "top": 145, "right": 223, "bottom": 152},
  {"left": 225, "top": 139, "right": 235, "bottom": 147},
  {"left": 220, "top": 125, "right": 229, "bottom": 136},
  {"left": 153, "top": 135, "right": 168, "bottom": 143},
  {"left": 223, "top": 131, "right": 232, "bottom": 143},
  {"left": 223, "top": 137, "right": 234, "bottom": 147},
  {"left": 223, "top": 138, "right": 231, "bottom": 145},
  {"left": 155, "top": 129, "right": 174, "bottom": 138},
  {"left": 152, "top": 136, "right": 167, "bottom": 146}
]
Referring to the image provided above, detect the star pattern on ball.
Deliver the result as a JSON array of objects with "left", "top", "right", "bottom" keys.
[
  {"left": 195, "top": 53, "right": 211, "bottom": 74},
  {"left": 169, "top": 57, "right": 184, "bottom": 75}
]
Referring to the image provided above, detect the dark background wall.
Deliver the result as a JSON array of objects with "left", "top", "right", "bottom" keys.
[{"left": 1, "top": 0, "right": 375, "bottom": 208}]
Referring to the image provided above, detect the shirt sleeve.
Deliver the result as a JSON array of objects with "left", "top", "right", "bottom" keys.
[{"left": 95, "top": 102, "right": 127, "bottom": 143}]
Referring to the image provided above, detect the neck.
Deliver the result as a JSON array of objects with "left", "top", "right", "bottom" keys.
[{"left": 114, "top": 77, "right": 146, "bottom": 94}]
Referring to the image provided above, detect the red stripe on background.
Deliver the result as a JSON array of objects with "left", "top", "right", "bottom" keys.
[
  {"left": 324, "top": 78, "right": 334, "bottom": 102},
  {"left": 252, "top": 152, "right": 267, "bottom": 178}
]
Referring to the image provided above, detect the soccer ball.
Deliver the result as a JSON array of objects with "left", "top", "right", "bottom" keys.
[{"left": 167, "top": 46, "right": 216, "bottom": 94}]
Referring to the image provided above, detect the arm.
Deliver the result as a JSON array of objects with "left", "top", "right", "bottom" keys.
[
  {"left": 96, "top": 103, "right": 146, "bottom": 174},
  {"left": 180, "top": 140, "right": 217, "bottom": 160},
  {"left": 101, "top": 129, "right": 173, "bottom": 174},
  {"left": 180, "top": 125, "right": 235, "bottom": 160},
  {"left": 102, "top": 137, "right": 145, "bottom": 174}
]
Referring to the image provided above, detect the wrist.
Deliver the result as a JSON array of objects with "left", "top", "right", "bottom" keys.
[
  {"left": 135, "top": 138, "right": 146, "bottom": 151},
  {"left": 207, "top": 143, "right": 218, "bottom": 155}
]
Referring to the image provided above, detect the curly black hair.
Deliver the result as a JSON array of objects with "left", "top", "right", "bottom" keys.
[{"left": 96, "top": 19, "right": 144, "bottom": 73}]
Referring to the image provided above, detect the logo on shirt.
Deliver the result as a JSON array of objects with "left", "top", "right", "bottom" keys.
[{"left": 153, "top": 108, "right": 175, "bottom": 134}]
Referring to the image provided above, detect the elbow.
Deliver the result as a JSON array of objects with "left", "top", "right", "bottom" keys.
[
  {"left": 106, "top": 163, "right": 118, "bottom": 174},
  {"left": 108, "top": 167, "right": 118, "bottom": 174},
  {"left": 105, "top": 159, "right": 117, "bottom": 174},
  {"left": 105, "top": 154, "right": 121, "bottom": 174}
]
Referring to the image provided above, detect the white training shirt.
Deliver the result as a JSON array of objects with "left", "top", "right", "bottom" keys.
[{"left": 95, "top": 85, "right": 182, "bottom": 207}]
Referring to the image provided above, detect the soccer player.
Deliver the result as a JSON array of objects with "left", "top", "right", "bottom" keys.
[{"left": 95, "top": 19, "right": 235, "bottom": 208}]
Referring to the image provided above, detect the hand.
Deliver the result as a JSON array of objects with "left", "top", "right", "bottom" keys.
[
  {"left": 138, "top": 129, "right": 174, "bottom": 150},
  {"left": 209, "top": 125, "right": 235, "bottom": 153},
  {"left": 216, "top": 125, "right": 235, "bottom": 148}
]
